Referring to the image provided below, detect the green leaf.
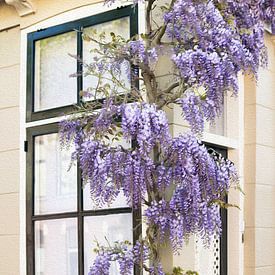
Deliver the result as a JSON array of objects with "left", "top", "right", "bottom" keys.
[
  {"left": 210, "top": 199, "right": 240, "bottom": 210},
  {"left": 82, "top": 33, "right": 91, "bottom": 41}
]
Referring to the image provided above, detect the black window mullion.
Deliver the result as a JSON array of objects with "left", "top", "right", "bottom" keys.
[
  {"left": 133, "top": 208, "right": 142, "bottom": 275},
  {"left": 130, "top": 5, "right": 138, "bottom": 38},
  {"left": 82, "top": 207, "right": 132, "bottom": 217},
  {"left": 77, "top": 26, "right": 84, "bottom": 274},
  {"left": 77, "top": 27, "right": 83, "bottom": 105},
  {"left": 220, "top": 197, "right": 228, "bottom": 275},
  {"left": 77, "top": 160, "right": 84, "bottom": 275},
  {"left": 26, "top": 129, "right": 35, "bottom": 275},
  {"left": 32, "top": 212, "right": 78, "bottom": 221},
  {"left": 26, "top": 37, "right": 35, "bottom": 122},
  {"left": 130, "top": 139, "right": 142, "bottom": 275},
  {"left": 219, "top": 149, "right": 228, "bottom": 275},
  {"left": 78, "top": 214, "right": 84, "bottom": 275}
]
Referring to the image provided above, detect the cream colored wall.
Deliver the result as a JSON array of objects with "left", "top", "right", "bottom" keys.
[
  {"left": 0, "top": 24, "right": 20, "bottom": 274},
  {"left": 0, "top": 0, "right": 103, "bottom": 30},
  {"left": 244, "top": 34, "right": 275, "bottom": 275}
]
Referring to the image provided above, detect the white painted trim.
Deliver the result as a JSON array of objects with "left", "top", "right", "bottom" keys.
[
  {"left": 237, "top": 74, "right": 245, "bottom": 275},
  {"left": 227, "top": 75, "right": 245, "bottom": 275},
  {"left": 202, "top": 132, "right": 239, "bottom": 149},
  {"left": 265, "top": 23, "right": 273, "bottom": 34},
  {"left": 19, "top": 2, "right": 145, "bottom": 274},
  {"left": 19, "top": 20, "right": 27, "bottom": 275},
  {"left": 171, "top": 122, "right": 239, "bottom": 149},
  {"left": 20, "top": 1, "right": 136, "bottom": 32}
]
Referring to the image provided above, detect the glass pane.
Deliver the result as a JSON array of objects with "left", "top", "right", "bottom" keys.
[
  {"left": 206, "top": 96, "right": 226, "bottom": 136},
  {"left": 34, "top": 133, "right": 77, "bottom": 215},
  {"left": 83, "top": 138, "right": 130, "bottom": 210},
  {"left": 82, "top": 17, "right": 130, "bottom": 100},
  {"left": 34, "top": 31, "right": 77, "bottom": 111},
  {"left": 208, "top": 109, "right": 225, "bottom": 136},
  {"left": 35, "top": 218, "right": 78, "bottom": 275},
  {"left": 84, "top": 214, "right": 133, "bottom": 275},
  {"left": 83, "top": 183, "right": 128, "bottom": 210}
]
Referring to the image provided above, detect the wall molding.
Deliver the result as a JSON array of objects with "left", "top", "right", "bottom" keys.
[{"left": 4, "top": 0, "right": 35, "bottom": 17}]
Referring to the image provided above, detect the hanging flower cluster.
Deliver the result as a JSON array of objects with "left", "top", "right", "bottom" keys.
[
  {"left": 81, "top": 0, "right": 273, "bottom": 134},
  {"left": 89, "top": 241, "right": 150, "bottom": 275},
  {"left": 163, "top": 0, "right": 272, "bottom": 132},
  {"left": 60, "top": 101, "right": 238, "bottom": 271},
  {"left": 145, "top": 134, "right": 235, "bottom": 251},
  {"left": 129, "top": 40, "right": 158, "bottom": 65}
]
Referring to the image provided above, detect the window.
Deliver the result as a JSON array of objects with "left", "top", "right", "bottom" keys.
[
  {"left": 25, "top": 6, "right": 139, "bottom": 275},
  {"left": 26, "top": 6, "right": 138, "bottom": 122}
]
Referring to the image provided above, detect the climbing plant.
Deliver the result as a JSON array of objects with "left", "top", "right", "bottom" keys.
[{"left": 60, "top": 1, "right": 273, "bottom": 274}]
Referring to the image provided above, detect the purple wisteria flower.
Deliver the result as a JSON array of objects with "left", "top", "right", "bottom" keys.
[
  {"left": 164, "top": 0, "right": 270, "bottom": 133},
  {"left": 89, "top": 241, "right": 150, "bottom": 275}
]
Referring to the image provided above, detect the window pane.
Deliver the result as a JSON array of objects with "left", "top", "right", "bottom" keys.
[
  {"left": 84, "top": 213, "right": 133, "bottom": 274},
  {"left": 83, "top": 138, "right": 130, "bottom": 210},
  {"left": 83, "top": 184, "right": 129, "bottom": 210},
  {"left": 82, "top": 17, "right": 130, "bottom": 100},
  {"left": 34, "top": 31, "right": 77, "bottom": 111},
  {"left": 206, "top": 96, "right": 226, "bottom": 136},
  {"left": 35, "top": 218, "right": 78, "bottom": 275},
  {"left": 34, "top": 133, "right": 77, "bottom": 215},
  {"left": 207, "top": 109, "right": 225, "bottom": 136}
]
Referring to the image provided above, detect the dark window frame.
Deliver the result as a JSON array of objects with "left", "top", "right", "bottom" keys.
[
  {"left": 26, "top": 122, "right": 141, "bottom": 275},
  {"left": 26, "top": 5, "right": 138, "bottom": 122},
  {"left": 205, "top": 143, "right": 228, "bottom": 275}
]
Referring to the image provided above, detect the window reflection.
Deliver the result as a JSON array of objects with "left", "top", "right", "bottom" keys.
[
  {"left": 83, "top": 137, "right": 131, "bottom": 210},
  {"left": 84, "top": 214, "right": 133, "bottom": 274},
  {"left": 34, "top": 133, "right": 77, "bottom": 215},
  {"left": 82, "top": 17, "right": 130, "bottom": 101},
  {"left": 34, "top": 31, "right": 77, "bottom": 111},
  {"left": 35, "top": 218, "right": 78, "bottom": 275}
]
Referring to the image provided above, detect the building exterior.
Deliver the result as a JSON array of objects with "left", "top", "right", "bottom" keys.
[{"left": 0, "top": 1, "right": 274, "bottom": 274}]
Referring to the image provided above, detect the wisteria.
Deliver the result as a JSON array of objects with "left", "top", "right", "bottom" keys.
[
  {"left": 164, "top": 0, "right": 272, "bottom": 132},
  {"left": 60, "top": 103, "right": 237, "bottom": 273},
  {"left": 60, "top": 0, "right": 273, "bottom": 274},
  {"left": 88, "top": 241, "right": 150, "bottom": 275}
]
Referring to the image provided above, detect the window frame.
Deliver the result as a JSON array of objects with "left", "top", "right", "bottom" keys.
[
  {"left": 26, "top": 5, "right": 138, "bottom": 122},
  {"left": 26, "top": 123, "right": 141, "bottom": 275}
]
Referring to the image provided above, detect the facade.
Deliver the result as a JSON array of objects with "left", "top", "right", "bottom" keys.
[{"left": 0, "top": 0, "right": 274, "bottom": 274}]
